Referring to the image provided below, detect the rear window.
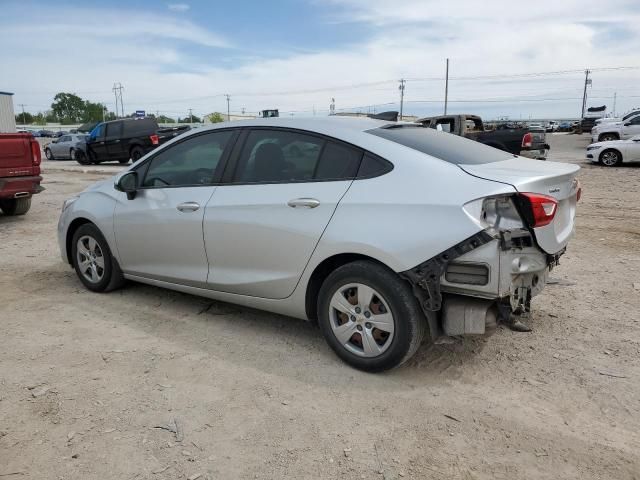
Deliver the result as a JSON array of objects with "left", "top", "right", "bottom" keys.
[{"left": 367, "top": 125, "right": 514, "bottom": 165}]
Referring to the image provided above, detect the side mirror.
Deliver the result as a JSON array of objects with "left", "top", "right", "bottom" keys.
[{"left": 115, "top": 171, "right": 138, "bottom": 200}]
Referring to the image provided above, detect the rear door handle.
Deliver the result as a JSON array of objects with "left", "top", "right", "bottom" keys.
[
  {"left": 177, "top": 201, "right": 200, "bottom": 212},
  {"left": 287, "top": 198, "right": 320, "bottom": 209}
]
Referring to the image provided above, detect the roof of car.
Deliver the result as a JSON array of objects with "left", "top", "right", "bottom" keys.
[{"left": 201, "top": 116, "right": 395, "bottom": 134}]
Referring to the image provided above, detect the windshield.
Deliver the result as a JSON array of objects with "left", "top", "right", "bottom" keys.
[{"left": 366, "top": 125, "right": 514, "bottom": 165}]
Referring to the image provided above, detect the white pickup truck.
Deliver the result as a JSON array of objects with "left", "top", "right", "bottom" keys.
[{"left": 591, "top": 112, "right": 640, "bottom": 143}]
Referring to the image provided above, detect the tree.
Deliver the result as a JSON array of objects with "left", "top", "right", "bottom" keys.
[
  {"left": 82, "top": 101, "right": 108, "bottom": 122},
  {"left": 32, "top": 113, "right": 47, "bottom": 125},
  {"left": 156, "top": 115, "right": 176, "bottom": 124},
  {"left": 51, "top": 93, "right": 85, "bottom": 124},
  {"left": 15, "top": 112, "right": 34, "bottom": 124},
  {"left": 178, "top": 115, "right": 201, "bottom": 123},
  {"left": 206, "top": 112, "right": 225, "bottom": 123}
]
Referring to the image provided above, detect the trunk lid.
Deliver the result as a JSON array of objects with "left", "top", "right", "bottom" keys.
[{"left": 459, "top": 158, "right": 580, "bottom": 254}]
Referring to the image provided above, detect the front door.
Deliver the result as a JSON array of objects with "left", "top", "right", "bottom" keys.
[
  {"left": 88, "top": 123, "right": 108, "bottom": 160},
  {"left": 621, "top": 116, "right": 640, "bottom": 139},
  {"left": 204, "top": 128, "right": 363, "bottom": 299},
  {"left": 113, "top": 129, "right": 236, "bottom": 285}
]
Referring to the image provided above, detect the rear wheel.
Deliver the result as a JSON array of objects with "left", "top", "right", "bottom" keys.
[
  {"left": 45, "top": 148, "right": 54, "bottom": 160},
  {"left": 70, "top": 148, "right": 76, "bottom": 160},
  {"left": 600, "top": 149, "right": 622, "bottom": 167},
  {"left": 599, "top": 133, "right": 619, "bottom": 142},
  {"left": 71, "top": 224, "right": 125, "bottom": 292},
  {"left": 130, "top": 146, "right": 144, "bottom": 162},
  {"left": 119, "top": 158, "right": 130, "bottom": 164},
  {"left": 0, "top": 197, "right": 31, "bottom": 216},
  {"left": 317, "top": 260, "right": 426, "bottom": 372}
]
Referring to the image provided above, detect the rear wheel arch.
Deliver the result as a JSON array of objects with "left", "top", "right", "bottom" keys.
[{"left": 305, "top": 253, "right": 395, "bottom": 321}]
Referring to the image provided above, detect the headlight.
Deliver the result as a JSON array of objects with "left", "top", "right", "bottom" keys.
[
  {"left": 62, "top": 196, "right": 79, "bottom": 212},
  {"left": 586, "top": 146, "right": 602, "bottom": 151}
]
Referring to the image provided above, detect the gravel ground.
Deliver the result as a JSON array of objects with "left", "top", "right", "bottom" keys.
[{"left": 1, "top": 134, "right": 639, "bottom": 479}]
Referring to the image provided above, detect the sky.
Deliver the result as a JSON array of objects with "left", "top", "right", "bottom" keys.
[{"left": 2, "top": 0, "right": 640, "bottom": 121}]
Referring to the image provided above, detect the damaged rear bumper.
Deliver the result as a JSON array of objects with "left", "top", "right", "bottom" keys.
[{"left": 401, "top": 229, "right": 560, "bottom": 339}]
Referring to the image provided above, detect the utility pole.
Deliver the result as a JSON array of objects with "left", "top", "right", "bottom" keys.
[
  {"left": 580, "top": 69, "right": 590, "bottom": 119},
  {"left": 18, "top": 104, "right": 26, "bottom": 125},
  {"left": 225, "top": 94, "right": 231, "bottom": 121},
  {"left": 188, "top": 108, "right": 193, "bottom": 124},
  {"left": 330, "top": 98, "right": 335, "bottom": 116},
  {"left": 444, "top": 58, "right": 450, "bottom": 115},
  {"left": 398, "top": 79, "right": 406, "bottom": 121},
  {"left": 112, "top": 83, "right": 124, "bottom": 118},
  {"left": 612, "top": 92, "right": 617, "bottom": 117},
  {"left": 102, "top": 105, "right": 106, "bottom": 122}
]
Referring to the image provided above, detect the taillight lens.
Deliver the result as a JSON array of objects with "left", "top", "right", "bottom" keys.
[
  {"left": 521, "top": 132, "right": 533, "bottom": 148},
  {"left": 518, "top": 193, "right": 557, "bottom": 227},
  {"left": 575, "top": 179, "right": 582, "bottom": 202},
  {"left": 150, "top": 134, "right": 159, "bottom": 145},
  {"left": 30, "top": 139, "right": 41, "bottom": 166}
]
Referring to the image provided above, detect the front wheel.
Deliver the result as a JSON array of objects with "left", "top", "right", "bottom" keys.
[
  {"left": 600, "top": 149, "right": 622, "bottom": 167},
  {"left": 71, "top": 223, "right": 125, "bottom": 292},
  {"left": 75, "top": 149, "right": 90, "bottom": 165},
  {"left": 317, "top": 260, "right": 426, "bottom": 372}
]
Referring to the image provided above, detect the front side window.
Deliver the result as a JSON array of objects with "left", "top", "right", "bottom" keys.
[{"left": 142, "top": 130, "right": 233, "bottom": 187}]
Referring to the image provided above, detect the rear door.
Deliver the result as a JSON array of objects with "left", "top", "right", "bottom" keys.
[
  {"left": 203, "top": 128, "right": 362, "bottom": 299},
  {"left": 105, "top": 121, "right": 125, "bottom": 159}
]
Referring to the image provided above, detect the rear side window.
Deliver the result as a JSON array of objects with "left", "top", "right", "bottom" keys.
[
  {"left": 367, "top": 125, "right": 513, "bottom": 165},
  {"left": 123, "top": 119, "right": 156, "bottom": 136},
  {"left": 234, "top": 130, "right": 324, "bottom": 183},
  {"left": 315, "top": 142, "right": 362, "bottom": 180},
  {"left": 142, "top": 130, "right": 233, "bottom": 187},
  {"left": 105, "top": 122, "right": 122, "bottom": 139},
  {"left": 357, "top": 153, "right": 393, "bottom": 178}
]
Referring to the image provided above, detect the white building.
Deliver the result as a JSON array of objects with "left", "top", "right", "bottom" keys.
[{"left": 0, "top": 91, "right": 16, "bottom": 133}]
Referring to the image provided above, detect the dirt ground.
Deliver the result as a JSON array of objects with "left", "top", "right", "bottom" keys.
[{"left": 1, "top": 134, "right": 639, "bottom": 479}]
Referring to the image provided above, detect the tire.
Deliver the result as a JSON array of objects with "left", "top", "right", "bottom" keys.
[
  {"left": 45, "top": 148, "right": 54, "bottom": 160},
  {"left": 71, "top": 223, "right": 125, "bottom": 292},
  {"left": 599, "top": 133, "right": 619, "bottom": 142},
  {"left": 599, "top": 149, "right": 622, "bottom": 167},
  {"left": 0, "top": 197, "right": 31, "bottom": 216},
  {"left": 75, "top": 149, "right": 90, "bottom": 165},
  {"left": 70, "top": 148, "right": 76, "bottom": 160},
  {"left": 317, "top": 260, "right": 426, "bottom": 372},
  {"left": 119, "top": 158, "right": 130, "bottom": 165},
  {"left": 130, "top": 146, "right": 144, "bottom": 162}
]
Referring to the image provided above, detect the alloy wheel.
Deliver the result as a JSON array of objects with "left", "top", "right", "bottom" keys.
[
  {"left": 601, "top": 151, "right": 619, "bottom": 166},
  {"left": 76, "top": 235, "right": 105, "bottom": 283},
  {"left": 328, "top": 283, "right": 395, "bottom": 357}
]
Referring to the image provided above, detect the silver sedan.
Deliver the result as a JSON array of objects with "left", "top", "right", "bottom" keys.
[
  {"left": 58, "top": 117, "right": 581, "bottom": 371},
  {"left": 45, "top": 134, "right": 88, "bottom": 161}
]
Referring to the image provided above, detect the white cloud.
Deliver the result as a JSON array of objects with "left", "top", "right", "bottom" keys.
[
  {"left": 2, "top": 0, "right": 639, "bottom": 120},
  {"left": 167, "top": 3, "right": 190, "bottom": 12}
]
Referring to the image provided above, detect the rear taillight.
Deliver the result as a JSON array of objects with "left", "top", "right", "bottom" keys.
[
  {"left": 521, "top": 132, "right": 533, "bottom": 148},
  {"left": 150, "top": 134, "right": 159, "bottom": 145},
  {"left": 518, "top": 193, "right": 557, "bottom": 227},
  {"left": 575, "top": 179, "right": 582, "bottom": 202},
  {"left": 30, "top": 140, "right": 41, "bottom": 174}
]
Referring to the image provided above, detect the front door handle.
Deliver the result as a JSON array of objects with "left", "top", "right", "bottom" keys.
[
  {"left": 177, "top": 201, "right": 200, "bottom": 212},
  {"left": 287, "top": 198, "right": 320, "bottom": 209}
]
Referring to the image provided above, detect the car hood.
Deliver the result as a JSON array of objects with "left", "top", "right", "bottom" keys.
[{"left": 81, "top": 178, "right": 113, "bottom": 194}]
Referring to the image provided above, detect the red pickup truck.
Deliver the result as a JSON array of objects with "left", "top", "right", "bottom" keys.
[{"left": 0, "top": 133, "right": 43, "bottom": 216}]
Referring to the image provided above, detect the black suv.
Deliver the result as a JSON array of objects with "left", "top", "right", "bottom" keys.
[{"left": 80, "top": 118, "right": 189, "bottom": 165}]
